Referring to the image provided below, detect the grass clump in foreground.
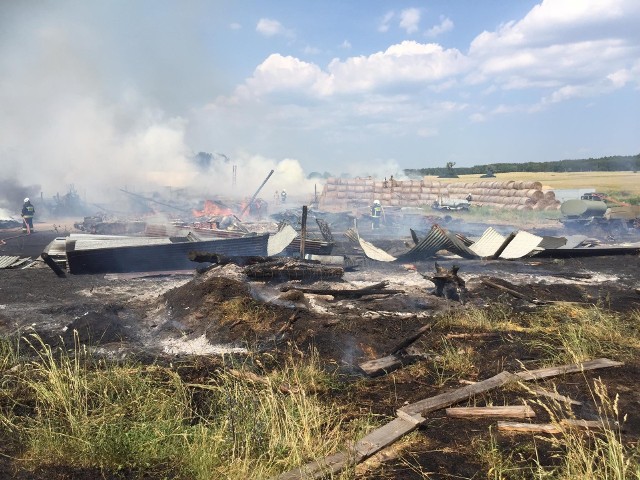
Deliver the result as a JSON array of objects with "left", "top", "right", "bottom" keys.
[
  {"left": 0, "top": 334, "right": 371, "bottom": 479},
  {"left": 476, "top": 379, "right": 640, "bottom": 479}
]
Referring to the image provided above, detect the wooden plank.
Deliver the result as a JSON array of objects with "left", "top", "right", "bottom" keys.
[
  {"left": 274, "top": 450, "right": 358, "bottom": 480},
  {"left": 389, "top": 323, "right": 433, "bottom": 355},
  {"left": 358, "top": 355, "right": 404, "bottom": 377},
  {"left": 354, "top": 417, "right": 418, "bottom": 458},
  {"left": 274, "top": 418, "right": 417, "bottom": 480},
  {"left": 446, "top": 405, "right": 535, "bottom": 419},
  {"left": 497, "top": 421, "right": 562, "bottom": 434},
  {"left": 529, "top": 386, "right": 583, "bottom": 406},
  {"left": 561, "top": 419, "right": 610, "bottom": 431},
  {"left": 398, "top": 371, "right": 519, "bottom": 421},
  {"left": 515, "top": 358, "right": 623, "bottom": 381},
  {"left": 498, "top": 418, "right": 610, "bottom": 434}
]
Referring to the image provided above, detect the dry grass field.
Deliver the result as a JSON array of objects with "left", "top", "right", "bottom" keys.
[{"left": 447, "top": 171, "right": 640, "bottom": 195}]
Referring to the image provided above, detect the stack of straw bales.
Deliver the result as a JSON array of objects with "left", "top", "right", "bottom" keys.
[{"left": 318, "top": 177, "right": 560, "bottom": 212}]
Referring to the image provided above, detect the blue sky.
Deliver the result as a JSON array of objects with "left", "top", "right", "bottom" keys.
[{"left": 1, "top": 0, "right": 639, "bottom": 198}]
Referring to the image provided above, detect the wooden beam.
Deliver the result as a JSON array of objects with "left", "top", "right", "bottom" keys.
[
  {"left": 481, "top": 279, "right": 534, "bottom": 302},
  {"left": 528, "top": 386, "right": 583, "bottom": 406},
  {"left": 397, "top": 371, "right": 519, "bottom": 422},
  {"left": 446, "top": 405, "right": 535, "bottom": 419},
  {"left": 515, "top": 358, "right": 623, "bottom": 381},
  {"left": 497, "top": 421, "right": 562, "bottom": 434},
  {"left": 300, "top": 205, "right": 308, "bottom": 259},
  {"left": 358, "top": 355, "right": 405, "bottom": 377}
]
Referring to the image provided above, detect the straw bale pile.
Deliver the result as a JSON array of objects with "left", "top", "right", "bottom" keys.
[{"left": 318, "top": 177, "right": 560, "bottom": 212}]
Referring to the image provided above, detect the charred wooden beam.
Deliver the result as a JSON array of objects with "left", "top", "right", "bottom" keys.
[
  {"left": 244, "top": 259, "right": 344, "bottom": 280},
  {"left": 280, "top": 280, "right": 403, "bottom": 299},
  {"left": 41, "top": 253, "right": 67, "bottom": 278},
  {"left": 188, "top": 251, "right": 270, "bottom": 266}
]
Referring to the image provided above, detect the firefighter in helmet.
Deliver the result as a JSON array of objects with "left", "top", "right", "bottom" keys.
[
  {"left": 21, "top": 197, "right": 35, "bottom": 233},
  {"left": 371, "top": 199, "right": 382, "bottom": 229}
]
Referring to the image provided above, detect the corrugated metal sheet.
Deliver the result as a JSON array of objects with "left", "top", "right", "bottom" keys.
[
  {"left": 469, "top": 227, "right": 508, "bottom": 258},
  {"left": 358, "top": 236, "right": 397, "bottom": 262},
  {"left": 267, "top": 225, "right": 297, "bottom": 256},
  {"left": 397, "top": 225, "right": 477, "bottom": 261},
  {"left": 537, "top": 236, "right": 568, "bottom": 250},
  {"left": 560, "top": 235, "right": 589, "bottom": 249},
  {"left": 534, "top": 243, "right": 640, "bottom": 258},
  {"left": 44, "top": 238, "right": 68, "bottom": 256},
  {"left": 67, "top": 236, "right": 171, "bottom": 251},
  {"left": 66, "top": 234, "right": 270, "bottom": 274},
  {"left": 499, "top": 231, "right": 543, "bottom": 259},
  {"left": 0, "top": 256, "right": 20, "bottom": 269}
]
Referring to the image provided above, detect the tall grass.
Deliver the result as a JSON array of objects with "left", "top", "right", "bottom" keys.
[
  {"left": 0, "top": 334, "right": 369, "bottom": 479},
  {"left": 477, "top": 379, "right": 640, "bottom": 479}
]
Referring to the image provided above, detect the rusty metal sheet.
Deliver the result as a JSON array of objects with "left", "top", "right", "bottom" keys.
[
  {"left": 499, "top": 231, "right": 543, "bottom": 259},
  {"left": 469, "top": 227, "right": 508, "bottom": 258}
]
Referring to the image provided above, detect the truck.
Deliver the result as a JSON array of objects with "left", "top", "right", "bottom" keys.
[{"left": 560, "top": 193, "right": 640, "bottom": 235}]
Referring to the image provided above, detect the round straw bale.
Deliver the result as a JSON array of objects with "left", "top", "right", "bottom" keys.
[{"left": 543, "top": 191, "right": 556, "bottom": 201}]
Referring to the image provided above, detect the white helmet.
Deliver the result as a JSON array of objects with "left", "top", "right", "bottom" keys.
[
  {"left": 24, "top": 197, "right": 29, "bottom": 203},
  {"left": 374, "top": 199, "right": 381, "bottom": 205}
]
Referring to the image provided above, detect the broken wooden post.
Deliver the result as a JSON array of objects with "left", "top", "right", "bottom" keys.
[
  {"left": 240, "top": 169, "right": 275, "bottom": 217},
  {"left": 300, "top": 205, "right": 307, "bottom": 259},
  {"left": 422, "top": 262, "right": 467, "bottom": 302},
  {"left": 41, "top": 253, "right": 66, "bottom": 278}
]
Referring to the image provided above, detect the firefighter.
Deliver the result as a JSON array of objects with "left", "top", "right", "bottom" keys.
[
  {"left": 21, "top": 197, "right": 35, "bottom": 233},
  {"left": 280, "top": 189, "right": 287, "bottom": 203},
  {"left": 371, "top": 199, "right": 382, "bottom": 229}
]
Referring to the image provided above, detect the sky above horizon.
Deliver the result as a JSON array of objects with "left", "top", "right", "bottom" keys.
[{"left": 1, "top": 0, "right": 639, "bottom": 200}]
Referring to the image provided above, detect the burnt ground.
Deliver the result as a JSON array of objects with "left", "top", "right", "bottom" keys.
[{"left": 0, "top": 234, "right": 640, "bottom": 479}]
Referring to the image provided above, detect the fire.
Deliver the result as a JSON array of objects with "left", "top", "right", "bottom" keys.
[{"left": 193, "top": 200, "right": 234, "bottom": 218}]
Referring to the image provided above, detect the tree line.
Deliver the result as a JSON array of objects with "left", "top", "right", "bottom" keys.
[{"left": 404, "top": 154, "right": 640, "bottom": 178}]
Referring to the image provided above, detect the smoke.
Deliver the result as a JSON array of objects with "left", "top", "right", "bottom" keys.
[{"left": 0, "top": 179, "right": 41, "bottom": 212}]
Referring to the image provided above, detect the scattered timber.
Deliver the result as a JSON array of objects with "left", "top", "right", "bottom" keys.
[
  {"left": 397, "top": 371, "right": 519, "bottom": 423},
  {"left": 277, "top": 358, "right": 623, "bottom": 480},
  {"left": 280, "top": 280, "right": 404, "bottom": 299},
  {"left": 244, "top": 259, "right": 344, "bottom": 280},
  {"left": 446, "top": 405, "right": 535, "bottom": 419},
  {"left": 388, "top": 323, "right": 433, "bottom": 355}
]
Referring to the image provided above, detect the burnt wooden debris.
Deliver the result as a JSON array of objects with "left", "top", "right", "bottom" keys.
[
  {"left": 358, "top": 322, "right": 434, "bottom": 376},
  {"left": 421, "top": 262, "right": 467, "bottom": 302},
  {"left": 280, "top": 280, "right": 404, "bottom": 299},
  {"left": 244, "top": 258, "right": 344, "bottom": 280},
  {"left": 188, "top": 251, "right": 270, "bottom": 266},
  {"left": 41, "top": 252, "right": 67, "bottom": 278},
  {"left": 274, "top": 357, "right": 623, "bottom": 480}
]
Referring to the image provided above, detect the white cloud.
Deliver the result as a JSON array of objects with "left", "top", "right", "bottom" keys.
[
  {"left": 229, "top": 22, "right": 241, "bottom": 30},
  {"left": 425, "top": 16, "right": 453, "bottom": 38},
  {"left": 468, "top": 0, "right": 640, "bottom": 102},
  {"left": 256, "top": 18, "right": 291, "bottom": 37},
  {"left": 378, "top": 11, "right": 395, "bottom": 33},
  {"left": 399, "top": 8, "right": 421, "bottom": 34},
  {"left": 340, "top": 40, "right": 352, "bottom": 49}
]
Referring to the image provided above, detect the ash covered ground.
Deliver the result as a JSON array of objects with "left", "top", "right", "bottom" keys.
[{"left": 1, "top": 226, "right": 640, "bottom": 479}]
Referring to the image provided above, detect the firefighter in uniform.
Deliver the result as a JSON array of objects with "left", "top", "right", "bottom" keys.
[
  {"left": 280, "top": 189, "right": 287, "bottom": 204},
  {"left": 371, "top": 199, "right": 382, "bottom": 229},
  {"left": 21, "top": 197, "right": 35, "bottom": 233}
]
